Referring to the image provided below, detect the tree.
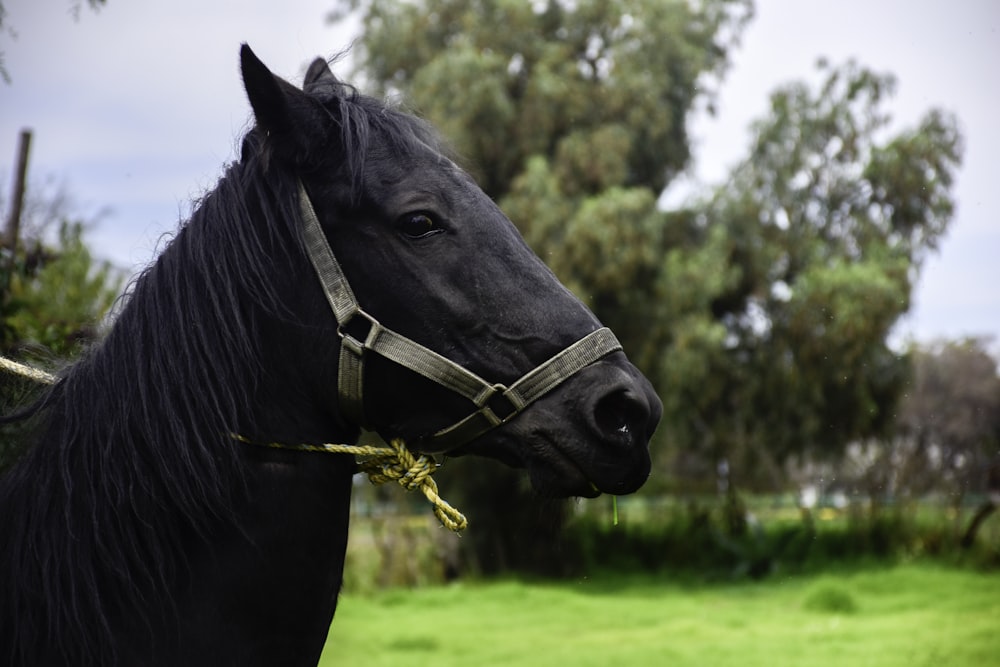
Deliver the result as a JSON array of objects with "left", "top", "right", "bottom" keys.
[
  {"left": 338, "top": 0, "right": 753, "bottom": 573},
  {"left": 680, "top": 60, "right": 962, "bottom": 488},
  {"left": 2, "top": 174, "right": 123, "bottom": 359},
  {"left": 2, "top": 220, "right": 122, "bottom": 358},
  {"left": 1, "top": 179, "right": 124, "bottom": 467},
  {"left": 338, "top": 0, "right": 751, "bottom": 199},
  {"left": 338, "top": 0, "right": 963, "bottom": 572},
  {"left": 891, "top": 338, "right": 999, "bottom": 547},
  {"left": 897, "top": 339, "right": 1000, "bottom": 501},
  {"left": 827, "top": 338, "right": 1000, "bottom": 544}
]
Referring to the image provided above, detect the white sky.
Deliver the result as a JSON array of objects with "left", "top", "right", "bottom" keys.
[{"left": 1, "top": 0, "right": 997, "bottom": 345}]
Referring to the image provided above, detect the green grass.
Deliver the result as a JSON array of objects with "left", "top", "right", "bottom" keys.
[{"left": 319, "top": 564, "right": 1000, "bottom": 666}]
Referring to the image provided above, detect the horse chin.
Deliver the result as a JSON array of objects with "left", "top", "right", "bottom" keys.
[
  {"left": 525, "top": 463, "right": 603, "bottom": 499},
  {"left": 456, "top": 427, "right": 651, "bottom": 500}
]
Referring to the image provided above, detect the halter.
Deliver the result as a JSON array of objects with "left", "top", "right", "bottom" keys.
[{"left": 298, "top": 181, "right": 623, "bottom": 453}]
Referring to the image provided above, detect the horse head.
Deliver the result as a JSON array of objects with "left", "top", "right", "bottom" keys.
[{"left": 239, "top": 45, "right": 661, "bottom": 499}]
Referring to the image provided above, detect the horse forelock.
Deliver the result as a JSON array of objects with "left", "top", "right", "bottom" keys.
[{"left": 320, "top": 88, "right": 453, "bottom": 203}]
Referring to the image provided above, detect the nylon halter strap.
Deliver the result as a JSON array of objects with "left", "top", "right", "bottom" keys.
[{"left": 297, "top": 181, "right": 623, "bottom": 453}]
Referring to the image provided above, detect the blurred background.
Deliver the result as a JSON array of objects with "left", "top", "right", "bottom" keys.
[{"left": 2, "top": 1, "right": 998, "bottom": 664}]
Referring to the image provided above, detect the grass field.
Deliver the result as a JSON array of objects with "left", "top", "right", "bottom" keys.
[{"left": 319, "top": 564, "right": 999, "bottom": 666}]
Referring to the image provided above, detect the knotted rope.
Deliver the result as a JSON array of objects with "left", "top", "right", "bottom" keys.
[
  {"left": 237, "top": 436, "right": 467, "bottom": 532},
  {"left": 1, "top": 354, "right": 467, "bottom": 532}
]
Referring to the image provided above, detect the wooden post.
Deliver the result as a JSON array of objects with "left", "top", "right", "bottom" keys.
[{"left": 4, "top": 128, "right": 33, "bottom": 252}]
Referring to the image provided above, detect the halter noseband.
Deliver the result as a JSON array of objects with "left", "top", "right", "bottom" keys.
[{"left": 298, "top": 181, "right": 622, "bottom": 453}]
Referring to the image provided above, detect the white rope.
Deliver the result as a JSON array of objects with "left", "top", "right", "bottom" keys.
[{"left": 0, "top": 355, "right": 57, "bottom": 385}]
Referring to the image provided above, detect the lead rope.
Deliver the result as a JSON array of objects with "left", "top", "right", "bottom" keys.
[
  {"left": 234, "top": 435, "right": 467, "bottom": 532},
  {"left": 1, "top": 355, "right": 467, "bottom": 532},
  {"left": 0, "top": 355, "right": 58, "bottom": 384}
]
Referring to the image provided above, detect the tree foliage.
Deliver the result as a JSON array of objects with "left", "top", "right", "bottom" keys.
[
  {"left": 2, "top": 222, "right": 122, "bottom": 359},
  {"left": 895, "top": 338, "right": 1000, "bottom": 501},
  {"left": 680, "top": 60, "right": 963, "bottom": 484},
  {"left": 1, "top": 184, "right": 123, "bottom": 361},
  {"left": 339, "top": 0, "right": 751, "bottom": 198},
  {"left": 1, "top": 183, "right": 123, "bottom": 469},
  {"left": 819, "top": 337, "right": 1000, "bottom": 546}
]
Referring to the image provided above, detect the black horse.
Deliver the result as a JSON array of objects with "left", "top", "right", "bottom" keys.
[{"left": 0, "top": 46, "right": 661, "bottom": 666}]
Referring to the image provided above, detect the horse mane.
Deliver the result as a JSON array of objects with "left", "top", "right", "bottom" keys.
[
  {"left": 0, "top": 76, "right": 448, "bottom": 664},
  {"left": 0, "top": 131, "right": 293, "bottom": 664}
]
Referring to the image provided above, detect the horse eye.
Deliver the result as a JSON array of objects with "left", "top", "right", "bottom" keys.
[{"left": 396, "top": 213, "right": 442, "bottom": 239}]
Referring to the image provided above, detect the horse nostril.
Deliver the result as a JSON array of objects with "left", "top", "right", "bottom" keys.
[{"left": 593, "top": 390, "right": 648, "bottom": 444}]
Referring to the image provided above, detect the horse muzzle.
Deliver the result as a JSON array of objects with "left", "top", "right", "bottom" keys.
[{"left": 460, "top": 354, "right": 661, "bottom": 498}]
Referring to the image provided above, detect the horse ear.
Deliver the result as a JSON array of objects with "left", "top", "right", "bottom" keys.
[
  {"left": 305, "top": 57, "right": 335, "bottom": 87},
  {"left": 240, "top": 44, "right": 328, "bottom": 163},
  {"left": 304, "top": 56, "right": 351, "bottom": 102}
]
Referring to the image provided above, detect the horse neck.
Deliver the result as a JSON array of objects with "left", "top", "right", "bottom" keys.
[
  {"left": 0, "top": 180, "right": 360, "bottom": 666},
  {"left": 149, "top": 443, "right": 356, "bottom": 667},
  {"left": 98, "top": 191, "right": 360, "bottom": 663}
]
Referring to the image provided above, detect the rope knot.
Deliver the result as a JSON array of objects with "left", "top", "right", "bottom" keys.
[
  {"left": 358, "top": 439, "right": 467, "bottom": 532},
  {"left": 365, "top": 440, "right": 435, "bottom": 490},
  {"left": 230, "top": 435, "right": 467, "bottom": 531}
]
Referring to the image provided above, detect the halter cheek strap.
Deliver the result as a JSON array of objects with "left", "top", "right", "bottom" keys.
[{"left": 298, "top": 181, "right": 622, "bottom": 453}]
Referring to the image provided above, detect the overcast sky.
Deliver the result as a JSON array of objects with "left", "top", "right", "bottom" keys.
[{"left": 1, "top": 0, "right": 997, "bottom": 346}]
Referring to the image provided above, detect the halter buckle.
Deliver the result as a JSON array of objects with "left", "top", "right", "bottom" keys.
[
  {"left": 482, "top": 384, "right": 521, "bottom": 425},
  {"left": 338, "top": 309, "right": 378, "bottom": 356}
]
